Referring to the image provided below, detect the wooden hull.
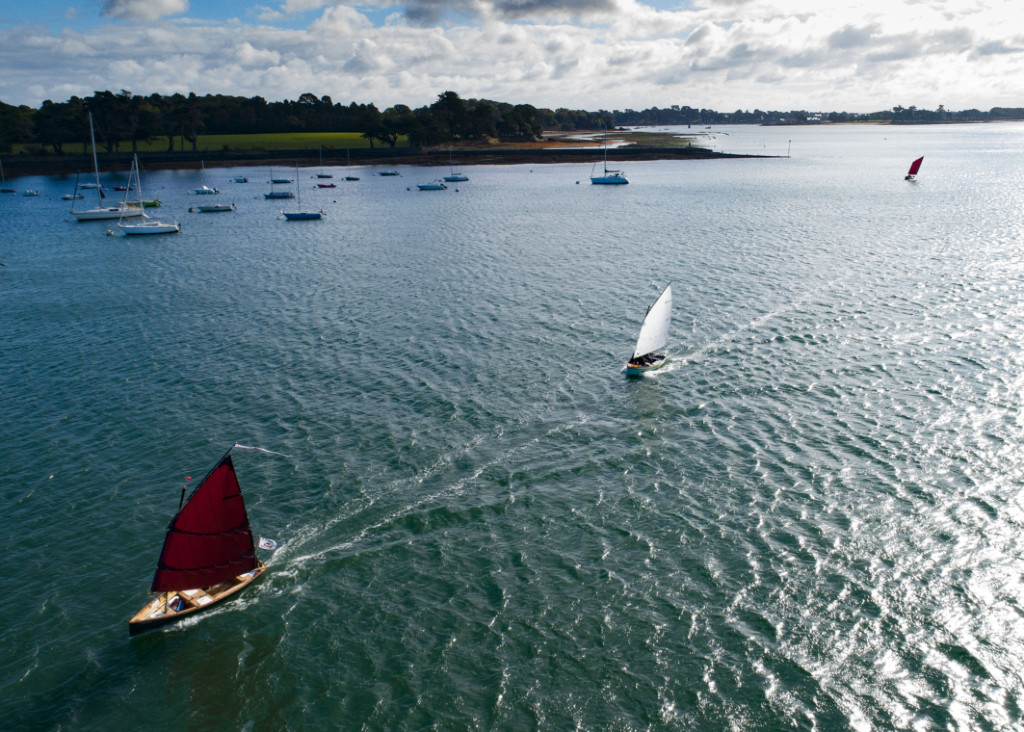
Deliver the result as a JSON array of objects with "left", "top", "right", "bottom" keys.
[
  {"left": 129, "top": 561, "right": 267, "bottom": 636},
  {"left": 625, "top": 355, "right": 667, "bottom": 376}
]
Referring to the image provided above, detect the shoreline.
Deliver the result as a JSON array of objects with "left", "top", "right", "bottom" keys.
[{"left": 1, "top": 145, "right": 768, "bottom": 178}]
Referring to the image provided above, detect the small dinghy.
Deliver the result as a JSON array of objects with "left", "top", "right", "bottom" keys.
[
  {"left": 625, "top": 284, "right": 672, "bottom": 376},
  {"left": 128, "top": 446, "right": 271, "bottom": 636}
]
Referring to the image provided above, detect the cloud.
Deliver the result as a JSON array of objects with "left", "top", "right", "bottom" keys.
[
  {"left": 828, "top": 25, "right": 878, "bottom": 51},
  {"left": 402, "top": 0, "right": 618, "bottom": 25},
  {"left": 235, "top": 41, "right": 282, "bottom": 67},
  {"left": 101, "top": 0, "right": 189, "bottom": 21},
  {"left": 490, "top": 0, "right": 618, "bottom": 19},
  {"left": 282, "top": 0, "right": 330, "bottom": 12},
  {"left": 340, "top": 38, "right": 400, "bottom": 74},
  {"left": 973, "top": 39, "right": 1021, "bottom": 56},
  {"left": 3, "top": 0, "right": 1023, "bottom": 115}
]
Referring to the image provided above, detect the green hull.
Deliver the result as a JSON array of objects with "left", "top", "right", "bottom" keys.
[{"left": 625, "top": 356, "right": 667, "bottom": 376}]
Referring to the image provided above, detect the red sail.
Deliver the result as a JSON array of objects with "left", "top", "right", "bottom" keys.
[
  {"left": 908, "top": 156, "right": 923, "bottom": 176},
  {"left": 151, "top": 452, "right": 258, "bottom": 592}
]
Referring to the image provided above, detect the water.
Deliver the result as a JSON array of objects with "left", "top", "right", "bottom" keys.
[{"left": 3, "top": 123, "right": 1024, "bottom": 730}]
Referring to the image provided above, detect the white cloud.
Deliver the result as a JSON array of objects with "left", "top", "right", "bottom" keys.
[
  {"left": 101, "top": 0, "right": 189, "bottom": 21},
  {"left": 282, "top": 0, "right": 329, "bottom": 12},
  {"left": 236, "top": 41, "right": 282, "bottom": 67},
  {"left": 0, "top": 0, "right": 1021, "bottom": 114}
]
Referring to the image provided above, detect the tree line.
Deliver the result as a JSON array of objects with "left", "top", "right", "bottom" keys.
[
  {"left": 0, "top": 90, "right": 598, "bottom": 155},
  {"left": 1, "top": 89, "right": 1020, "bottom": 155}
]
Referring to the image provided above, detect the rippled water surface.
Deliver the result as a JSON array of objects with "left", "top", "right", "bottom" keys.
[{"left": 4, "top": 123, "right": 1024, "bottom": 730}]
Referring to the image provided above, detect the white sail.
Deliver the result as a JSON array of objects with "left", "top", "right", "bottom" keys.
[{"left": 632, "top": 285, "right": 672, "bottom": 357}]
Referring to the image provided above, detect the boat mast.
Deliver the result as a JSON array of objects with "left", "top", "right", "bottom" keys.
[
  {"left": 603, "top": 129, "right": 609, "bottom": 174},
  {"left": 88, "top": 113, "right": 102, "bottom": 204}
]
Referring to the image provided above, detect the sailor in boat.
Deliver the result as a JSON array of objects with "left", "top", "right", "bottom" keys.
[{"left": 628, "top": 353, "right": 664, "bottom": 369}]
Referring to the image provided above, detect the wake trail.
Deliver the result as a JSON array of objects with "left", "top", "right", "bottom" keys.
[{"left": 681, "top": 277, "right": 845, "bottom": 364}]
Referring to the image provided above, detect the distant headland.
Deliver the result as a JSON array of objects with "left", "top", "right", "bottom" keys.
[{"left": 1, "top": 140, "right": 766, "bottom": 177}]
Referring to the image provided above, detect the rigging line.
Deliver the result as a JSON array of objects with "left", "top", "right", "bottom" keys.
[{"left": 232, "top": 443, "right": 292, "bottom": 459}]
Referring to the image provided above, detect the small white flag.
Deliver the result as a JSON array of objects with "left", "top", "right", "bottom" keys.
[{"left": 258, "top": 537, "right": 278, "bottom": 551}]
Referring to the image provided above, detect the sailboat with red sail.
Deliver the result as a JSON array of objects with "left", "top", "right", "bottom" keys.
[
  {"left": 128, "top": 446, "right": 269, "bottom": 636},
  {"left": 905, "top": 156, "right": 923, "bottom": 181}
]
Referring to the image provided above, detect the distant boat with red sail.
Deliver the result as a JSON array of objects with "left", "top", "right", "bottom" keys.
[
  {"left": 128, "top": 446, "right": 270, "bottom": 636},
  {"left": 905, "top": 156, "right": 923, "bottom": 181}
]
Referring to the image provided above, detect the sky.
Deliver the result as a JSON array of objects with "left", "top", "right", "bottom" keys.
[{"left": 1, "top": 0, "right": 1022, "bottom": 114}]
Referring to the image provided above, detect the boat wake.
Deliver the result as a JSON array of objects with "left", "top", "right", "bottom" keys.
[
  {"left": 679, "top": 277, "right": 846, "bottom": 365},
  {"left": 283, "top": 414, "right": 593, "bottom": 571}
]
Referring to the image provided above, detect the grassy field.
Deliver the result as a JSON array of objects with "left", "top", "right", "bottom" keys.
[
  {"left": 12, "top": 129, "right": 712, "bottom": 156},
  {"left": 16, "top": 131, "right": 410, "bottom": 155}
]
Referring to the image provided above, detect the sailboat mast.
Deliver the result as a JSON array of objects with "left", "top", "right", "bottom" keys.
[{"left": 88, "top": 113, "right": 102, "bottom": 202}]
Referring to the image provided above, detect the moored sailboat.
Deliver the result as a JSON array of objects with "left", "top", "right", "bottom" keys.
[
  {"left": 591, "top": 129, "right": 628, "bottom": 185},
  {"left": 128, "top": 446, "right": 270, "bottom": 636},
  {"left": 71, "top": 113, "right": 144, "bottom": 221},
  {"left": 192, "top": 161, "right": 219, "bottom": 195},
  {"left": 118, "top": 155, "right": 180, "bottom": 235},
  {"left": 443, "top": 149, "right": 468, "bottom": 182},
  {"left": 625, "top": 284, "right": 672, "bottom": 375},
  {"left": 345, "top": 149, "right": 359, "bottom": 181},
  {"left": 905, "top": 156, "right": 923, "bottom": 181},
  {"left": 265, "top": 168, "right": 294, "bottom": 199},
  {"left": 282, "top": 165, "right": 324, "bottom": 219},
  {"left": 317, "top": 147, "right": 333, "bottom": 178}
]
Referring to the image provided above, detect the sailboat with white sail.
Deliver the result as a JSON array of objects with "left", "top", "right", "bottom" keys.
[
  {"left": 625, "top": 284, "right": 672, "bottom": 375},
  {"left": 128, "top": 446, "right": 271, "bottom": 636},
  {"left": 71, "top": 113, "right": 144, "bottom": 221},
  {"left": 591, "top": 129, "right": 628, "bottom": 185}
]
